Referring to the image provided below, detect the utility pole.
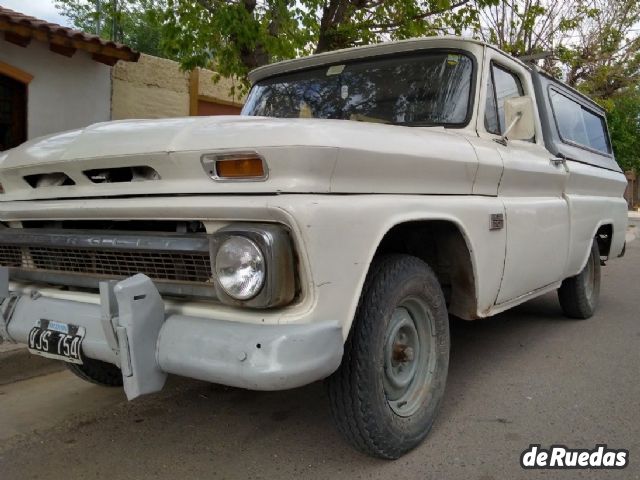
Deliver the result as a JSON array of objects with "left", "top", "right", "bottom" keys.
[{"left": 96, "top": 0, "right": 102, "bottom": 35}]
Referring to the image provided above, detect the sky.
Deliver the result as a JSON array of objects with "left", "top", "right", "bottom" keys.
[{"left": 1, "top": 0, "right": 71, "bottom": 26}]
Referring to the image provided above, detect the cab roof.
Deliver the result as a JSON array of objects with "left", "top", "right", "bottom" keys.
[{"left": 248, "top": 36, "right": 514, "bottom": 84}]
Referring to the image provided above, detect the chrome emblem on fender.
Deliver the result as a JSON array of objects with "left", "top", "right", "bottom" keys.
[{"left": 490, "top": 213, "right": 504, "bottom": 231}]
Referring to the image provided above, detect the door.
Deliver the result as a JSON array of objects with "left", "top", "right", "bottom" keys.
[
  {"left": 479, "top": 55, "right": 570, "bottom": 304},
  {"left": 197, "top": 99, "right": 241, "bottom": 116},
  {"left": 0, "top": 73, "right": 27, "bottom": 151}
]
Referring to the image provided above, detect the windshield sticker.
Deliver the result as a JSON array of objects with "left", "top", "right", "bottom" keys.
[
  {"left": 341, "top": 85, "right": 349, "bottom": 99},
  {"left": 447, "top": 54, "right": 460, "bottom": 66},
  {"left": 327, "top": 64, "right": 345, "bottom": 76}
]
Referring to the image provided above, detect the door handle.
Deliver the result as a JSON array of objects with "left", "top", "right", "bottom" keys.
[{"left": 550, "top": 157, "right": 566, "bottom": 167}]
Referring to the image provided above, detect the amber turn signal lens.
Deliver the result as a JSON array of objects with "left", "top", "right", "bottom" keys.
[{"left": 215, "top": 156, "right": 265, "bottom": 179}]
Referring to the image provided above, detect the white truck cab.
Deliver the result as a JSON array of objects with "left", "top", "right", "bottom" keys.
[{"left": 0, "top": 36, "right": 627, "bottom": 459}]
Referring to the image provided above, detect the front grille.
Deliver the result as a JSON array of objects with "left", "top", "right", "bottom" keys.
[
  {"left": 11, "top": 246, "right": 211, "bottom": 283},
  {"left": 0, "top": 245, "right": 21, "bottom": 267},
  {"left": 0, "top": 230, "right": 214, "bottom": 290}
]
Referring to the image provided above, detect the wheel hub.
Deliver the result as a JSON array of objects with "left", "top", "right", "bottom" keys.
[{"left": 382, "top": 298, "right": 436, "bottom": 417}]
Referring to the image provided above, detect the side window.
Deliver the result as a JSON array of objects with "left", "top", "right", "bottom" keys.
[
  {"left": 484, "top": 72, "right": 499, "bottom": 134},
  {"left": 484, "top": 64, "right": 525, "bottom": 135},
  {"left": 549, "top": 89, "right": 610, "bottom": 154}
]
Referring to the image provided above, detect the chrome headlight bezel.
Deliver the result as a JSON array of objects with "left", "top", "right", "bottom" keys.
[{"left": 210, "top": 223, "right": 296, "bottom": 308}]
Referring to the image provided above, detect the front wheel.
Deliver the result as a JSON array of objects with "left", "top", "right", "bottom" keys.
[
  {"left": 327, "top": 254, "right": 450, "bottom": 459},
  {"left": 558, "top": 238, "right": 601, "bottom": 319}
]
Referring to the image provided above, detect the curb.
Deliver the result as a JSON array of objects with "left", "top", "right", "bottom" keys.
[{"left": 0, "top": 343, "right": 65, "bottom": 386}]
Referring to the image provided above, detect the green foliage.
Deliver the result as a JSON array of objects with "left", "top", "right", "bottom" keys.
[
  {"left": 160, "top": 0, "right": 489, "bottom": 94},
  {"left": 601, "top": 90, "right": 640, "bottom": 172},
  {"left": 160, "top": 0, "right": 305, "bottom": 95},
  {"left": 55, "top": 0, "right": 177, "bottom": 60}
]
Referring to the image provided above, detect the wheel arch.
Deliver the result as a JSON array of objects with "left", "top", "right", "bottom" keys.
[
  {"left": 363, "top": 218, "right": 479, "bottom": 321},
  {"left": 595, "top": 223, "right": 613, "bottom": 258},
  {"left": 575, "top": 221, "right": 614, "bottom": 274}
]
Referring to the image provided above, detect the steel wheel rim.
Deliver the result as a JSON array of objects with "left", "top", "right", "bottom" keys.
[{"left": 383, "top": 297, "right": 436, "bottom": 417}]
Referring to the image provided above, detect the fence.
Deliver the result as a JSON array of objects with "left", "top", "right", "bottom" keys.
[{"left": 625, "top": 170, "right": 638, "bottom": 210}]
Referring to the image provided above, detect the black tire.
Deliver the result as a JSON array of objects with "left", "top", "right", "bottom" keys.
[
  {"left": 558, "top": 238, "right": 601, "bottom": 319},
  {"left": 67, "top": 356, "right": 123, "bottom": 387},
  {"left": 327, "top": 254, "right": 450, "bottom": 459}
]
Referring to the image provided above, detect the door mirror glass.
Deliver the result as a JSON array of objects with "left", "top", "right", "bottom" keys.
[{"left": 503, "top": 96, "right": 535, "bottom": 141}]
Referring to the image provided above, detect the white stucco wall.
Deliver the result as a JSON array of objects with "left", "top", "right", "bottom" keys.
[{"left": 0, "top": 39, "right": 111, "bottom": 139}]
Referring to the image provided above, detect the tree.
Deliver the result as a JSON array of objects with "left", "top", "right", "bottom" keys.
[
  {"left": 560, "top": 0, "right": 640, "bottom": 98},
  {"left": 602, "top": 89, "right": 640, "bottom": 172},
  {"left": 160, "top": 0, "right": 487, "bottom": 94},
  {"left": 161, "top": 0, "right": 303, "bottom": 83},
  {"left": 308, "top": 0, "right": 483, "bottom": 53},
  {"left": 474, "top": 0, "right": 584, "bottom": 59},
  {"left": 55, "top": 0, "right": 176, "bottom": 60},
  {"left": 473, "top": 0, "right": 640, "bottom": 99}
]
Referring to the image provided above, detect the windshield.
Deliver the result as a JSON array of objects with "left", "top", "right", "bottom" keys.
[{"left": 242, "top": 51, "right": 474, "bottom": 126}]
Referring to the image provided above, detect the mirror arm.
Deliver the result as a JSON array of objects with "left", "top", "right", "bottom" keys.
[{"left": 501, "top": 112, "right": 522, "bottom": 143}]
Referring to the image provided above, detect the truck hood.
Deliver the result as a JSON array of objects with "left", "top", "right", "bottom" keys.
[{"left": 0, "top": 116, "right": 478, "bottom": 201}]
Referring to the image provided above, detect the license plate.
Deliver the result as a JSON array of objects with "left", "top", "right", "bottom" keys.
[{"left": 28, "top": 320, "right": 85, "bottom": 364}]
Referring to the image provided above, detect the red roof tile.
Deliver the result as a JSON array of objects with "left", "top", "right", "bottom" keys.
[{"left": 0, "top": 5, "right": 139, "bottom": 64}]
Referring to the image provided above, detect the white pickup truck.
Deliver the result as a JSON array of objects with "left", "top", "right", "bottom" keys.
[{"left": 0, "top": 36, "right": 627, "bottom": 459}]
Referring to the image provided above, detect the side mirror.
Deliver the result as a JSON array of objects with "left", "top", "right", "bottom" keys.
[{"left": 503, "top": 96, "right": 535, "bottom": 141}]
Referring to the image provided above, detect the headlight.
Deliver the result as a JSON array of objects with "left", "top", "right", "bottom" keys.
[
  {"left": 210, "top": 224, "right": 296, "bottom": 308},
  {"left": 215, "top": 236, "right": 266, "bottom": 300}
]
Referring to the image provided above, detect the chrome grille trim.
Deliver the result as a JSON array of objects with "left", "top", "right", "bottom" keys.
[
  {"left": 0, "top": 229, "right": 215, "bottom": 296},
  {"left": 0, "top": 230, "right": 210, "bottom": 252}
]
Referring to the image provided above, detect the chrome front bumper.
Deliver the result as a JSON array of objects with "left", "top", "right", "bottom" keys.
[{"left": 0, "top": 269, "right": 343, "bottom": 399}]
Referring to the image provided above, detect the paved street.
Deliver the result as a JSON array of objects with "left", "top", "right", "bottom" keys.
[{"left": 0, "top": 240, "right": 638, "bottom": 480}]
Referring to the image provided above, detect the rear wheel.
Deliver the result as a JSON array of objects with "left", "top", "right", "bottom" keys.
[
  {"left": 67, "top": 356, "right": 123, "bottom": 387},
  {"left": 327, "top": 254, "right": 450, "bottom": 459},
  {"left": 558, "top": 238, "right": 601, "bottom": 319}
]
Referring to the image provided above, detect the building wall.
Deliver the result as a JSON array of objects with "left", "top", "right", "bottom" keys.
[
  {"left": 112, "top": 54, "right": 243, "bottom": 120},
  {"left": 0, "top": 39, "right": 111, "bottom": 139},
  {"left": 197, "top": 68, "right": 244, "bottom": 107},
  {"left": 112, "top": 54, "right": 189, "bottom": 119}
]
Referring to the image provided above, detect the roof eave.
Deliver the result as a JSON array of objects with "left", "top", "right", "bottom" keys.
[{"left": 0, "top": 7, "right": 139, "bottom": 65}]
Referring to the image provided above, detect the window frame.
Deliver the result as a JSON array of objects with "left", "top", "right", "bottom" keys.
[
  {"left": 242, "top": 48, "right": 478, "bottom": 129},
  {"left": 484, "top": 61, "right": 525, "bottom": 136},
  {"left": 547, "top": 85, "right": 612, "bottom": 156}
]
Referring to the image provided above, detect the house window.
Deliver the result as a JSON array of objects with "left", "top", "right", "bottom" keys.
[{"left": 0, "top": 73, "right": 27, "bottom": 151}]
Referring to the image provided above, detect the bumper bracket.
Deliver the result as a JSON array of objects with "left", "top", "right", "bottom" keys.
[{"left": 112, "top": 274, "right": 167, "bottom": 400}]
